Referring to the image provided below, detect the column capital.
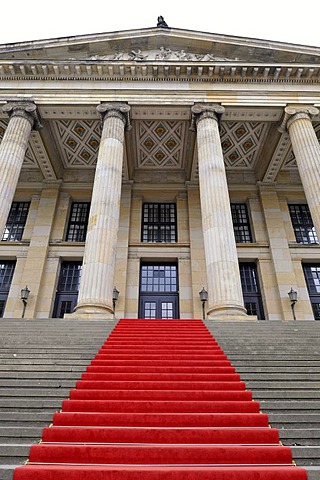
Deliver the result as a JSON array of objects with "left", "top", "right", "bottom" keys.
[
  {"left": 2, "top": 102, "right": 42, "bottom": 130},
  {"left": 278, "top": 105, "right": 319, "bottom": 133},
  {"left": 190, "top": 103, "right": 225, "bottom": 131},
  {"left": 97, "top": 102, "right": 132, "bottom": 131}
]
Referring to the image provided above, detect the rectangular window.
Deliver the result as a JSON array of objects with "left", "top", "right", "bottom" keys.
[
  {"left": 142, "top": 203, "right": 177, "bottom": 243},
  {"left": 289, "top": 204, "right": 318, "bottom": 244},
  {"left": 140, "top": 264, "right": 178, "bottom": 293},
  {"left": 303, "top": 264, "right": 320, "bottom": 320},
  {"left": 66, "top": 202, "right": 90, "bottom": 242},
  {"left": 0, "top": 260, "right": 16, "bottom": 317},
  {"left": 2, "top": 202, "right": 30, "bottom": 241},
  {"left": 231, "top": 204, "right": 252, "bottom": 243},
  {"left": 57, "top": 261, "right": 82, "bottom": 292}
]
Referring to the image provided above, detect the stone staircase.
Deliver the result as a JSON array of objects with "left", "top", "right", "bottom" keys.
[
  {"left": 0, "top": 318, "right": 116, "bottom": 480},
  {"left": 0, "top": 318, "right": 319, "bottom": 480},
  {"left": 205, "top": 320, "right": 320, "bottom": 480}
]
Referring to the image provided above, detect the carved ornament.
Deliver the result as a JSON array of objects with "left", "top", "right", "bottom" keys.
[
  {"left": 2, "top": 102, "right": 42, "bottom": 130},
  {"left": 278, "top": 105, "right": 319, "bottom": 132},
  {"left": 96, "top": 102, "right": 131, "bottom": 131},
  {"left": 190, "top": 103, "right": 225, "bottom": 130},
  {"left": 87, "top": 48, "right": 239, "bottom": 62}
]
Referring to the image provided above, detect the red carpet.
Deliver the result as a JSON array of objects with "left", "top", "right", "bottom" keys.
[{"left": 13, "top": 319, "right": 307, "bottom": 480}]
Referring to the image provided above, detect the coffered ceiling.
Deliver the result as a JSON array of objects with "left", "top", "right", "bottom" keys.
[{"left": 0, "top": 105, "right": 319, "bottom": 185}]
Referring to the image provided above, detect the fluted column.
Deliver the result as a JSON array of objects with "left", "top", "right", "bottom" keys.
[
  {"left": 74, "top": 103, "right": 131, "bottom": 319},
  {"left": 191, "top": 104, "right": 247, "bottom": 320},
  {"left": 0, "top": 102, "right": 41, "bottom": 237},
  {"left": 280, "top": 106, "right": 320, "bottom": 236}
]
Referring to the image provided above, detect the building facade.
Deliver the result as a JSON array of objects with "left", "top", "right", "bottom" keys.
[{"left": 0, "top": 24, "right": 319, "bottom": 321}]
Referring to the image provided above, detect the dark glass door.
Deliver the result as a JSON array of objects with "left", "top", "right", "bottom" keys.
[
  {"left": 239, "top": 262, "right": 265, "bottom": 320},
  {"left": 0, "top": 261, "right": 16, "bottom": 317},
  {"left": 139, "top": 264, "right": 179, "bottom": 319},
  {"left": 53, "top": 261, "right": 82, "bottom": 318},
  {"left": 303, "top": 264, "right": 320, "bottom": 320}
]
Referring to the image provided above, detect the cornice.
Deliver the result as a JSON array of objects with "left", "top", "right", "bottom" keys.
[{"left": 0, "top": 60, "right": 319, "bottom": 84}]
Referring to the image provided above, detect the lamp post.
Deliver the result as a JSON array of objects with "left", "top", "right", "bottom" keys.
[
  {"left": 288, "top": 287, "right": 298, "bottom": 321},
  {"left": 112, "top": 286, "right": 119, "bottom": 319},
  {"left": 199, "top": 287, "right": 208, "bottom": 321},
  {"left": 20, "top": 286, "right": 30, "bottom": 319}
]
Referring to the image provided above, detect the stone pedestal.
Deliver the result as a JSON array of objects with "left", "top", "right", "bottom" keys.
[
  {"left": 0, "top": 102, "right": 41, "bottom": 238},
  {"left": 191, "top": 104, "right": 248, "bottom": 320},
  {"left": 74, "top": 103, "right": 131, "bottom": 319}
]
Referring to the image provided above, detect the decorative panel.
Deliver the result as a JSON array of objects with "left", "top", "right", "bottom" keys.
[
  {"left": 51, "top": 119, "right": 101, "bottom": 168},
  {"left": 135, "top": 120, "right": 188, "bottom": 169},
  {"left": 220, "top": 121, "right": 270, "bottom": 169}
]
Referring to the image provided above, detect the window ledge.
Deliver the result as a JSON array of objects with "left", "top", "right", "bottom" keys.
[
  {"left": 130, "top": 242, "right": 190, "bottom": 248},
  {"left": 288, "top": 242, "right": 320, "bottom": 248},
  {"left": 236, "top": 242, "right": 269, "bottom": 248}
]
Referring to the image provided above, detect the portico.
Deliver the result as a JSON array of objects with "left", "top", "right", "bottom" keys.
[{"left": 0, "top": 26, "right": 319, "bottom": 320}]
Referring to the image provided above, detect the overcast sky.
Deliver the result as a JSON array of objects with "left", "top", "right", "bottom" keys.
[{"left": 1, "top": 0, "right": 320, "bottom": 48}]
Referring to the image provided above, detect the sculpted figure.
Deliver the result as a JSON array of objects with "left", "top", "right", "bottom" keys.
[
  {"left": 155, "top": 46, "right": 172, "bottom": 60},
  {"left": 157, "top": 16, "right": 169, "bottom": 28},
  {"left": 112, "top": 52, "right": 124, "bottom": 60},
  {"left": 174, "top": 49, "right": 192, "bottom": 61},
  {"left": 128, "top": 49, "right": 148, "bottom": 61}
]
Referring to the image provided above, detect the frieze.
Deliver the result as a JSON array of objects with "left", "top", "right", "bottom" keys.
[{"left": 86, "top": 48, "right": 239, "bottom": 62}]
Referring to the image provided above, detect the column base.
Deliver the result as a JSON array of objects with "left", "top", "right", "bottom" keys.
[
  {"left": 206, "top": 305, "right": 256, "bottom": 321},
  {"left": 67, "top": 302, "right": 115, "bottom": 320},
  {"left": 64, "top": 313, "right": 116, "bottom": 320}
]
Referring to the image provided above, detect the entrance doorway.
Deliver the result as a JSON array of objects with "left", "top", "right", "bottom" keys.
[
  {"left": 139, "top": 263, "right": 179, "bottom": 319},
  {"left": 53, "top": 261, "right": 82, "bottom": 318}
]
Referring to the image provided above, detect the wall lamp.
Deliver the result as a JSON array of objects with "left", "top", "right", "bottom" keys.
[
  {"left": 199, "top": 287, "right": 208, "bottom": 321},
  {"left": 112, "top": 286, "right": 119, "bottom": 318},
  {"left": 288, "top": 287, "right": 298, "bottom": 321},
  {"left": 21, "top": 285, "right": 30, "bottom": 319}
]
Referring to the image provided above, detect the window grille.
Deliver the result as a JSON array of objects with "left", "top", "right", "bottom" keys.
[
  {"left": 66, "top": 202, "right": 90, "bottom": 242},
  {"left": 289, "top": 204, "right": 318, "bottom": 244},
  {"left": 2, "top": 202, "right": 30, "bottom": 241},
  {"left": 142, "top": 203, "right": 177, "bottom": 243},
  {"left": 231, "top": 204, "right": 252, "bottom": 243}
]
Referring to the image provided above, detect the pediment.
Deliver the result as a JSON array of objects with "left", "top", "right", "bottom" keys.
[{"left": 0, "top": 27, "right": 319, "bottom": 65}]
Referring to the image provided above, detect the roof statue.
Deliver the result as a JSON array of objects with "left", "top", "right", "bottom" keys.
[{"left": 157, "top": 16, "right": 169, "bottom": 28}]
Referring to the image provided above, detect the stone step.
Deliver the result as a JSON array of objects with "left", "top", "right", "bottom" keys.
[
  {"left": 0, "top": 398, "right": 63, "bottom": 408},
  {"left": 0, "top": 465, "right": 21, "bottom": 480},
  {"left": 0, "top": 360, "right": 90, "bottom": 366},
  {"left": 246, "top": 381, "right": 320, "bottom": 389},
  {"left": 291, "top": 446, "right": 320, "bottom": 465},
  {"left": 1, "top": 380, "right": 77, "bottom": 387},
  {"left": 260, "top": 400, "right": 320, "bottom": 411},
  {"left": 305, "top": 467, "right": 320, "bottom": 480},
  {"left": 238, "top": 367, "right": 320, "bottom": 373},
  {"left": 0, "top": 444, "right": 31, "bottom": 464},
  {"left": 0, "top": 366, "right": 86, "bottom": 372},
  {"left": 0, "top": 427, "right": 42, "bottom": 442},
  {"left": 241, "top": 374, "right": 320, "bottom": 380},
  {"left": 253, "top": 390, "right": 320, "bottom": 399},
  {"left": 0, "top": 372, "right": 83, "bottom": 379},
  {"left": 0, "top": 412, "right": 64, "bottom": 425},
  {"left": 280, "top": 429, "right": 320, "bottom": 446},
  {"left": 232, "top": 361, "right": 320, "bottom": 366},
  {"left": 0, "top": 388, "right": 70, "bottom": 398}
]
